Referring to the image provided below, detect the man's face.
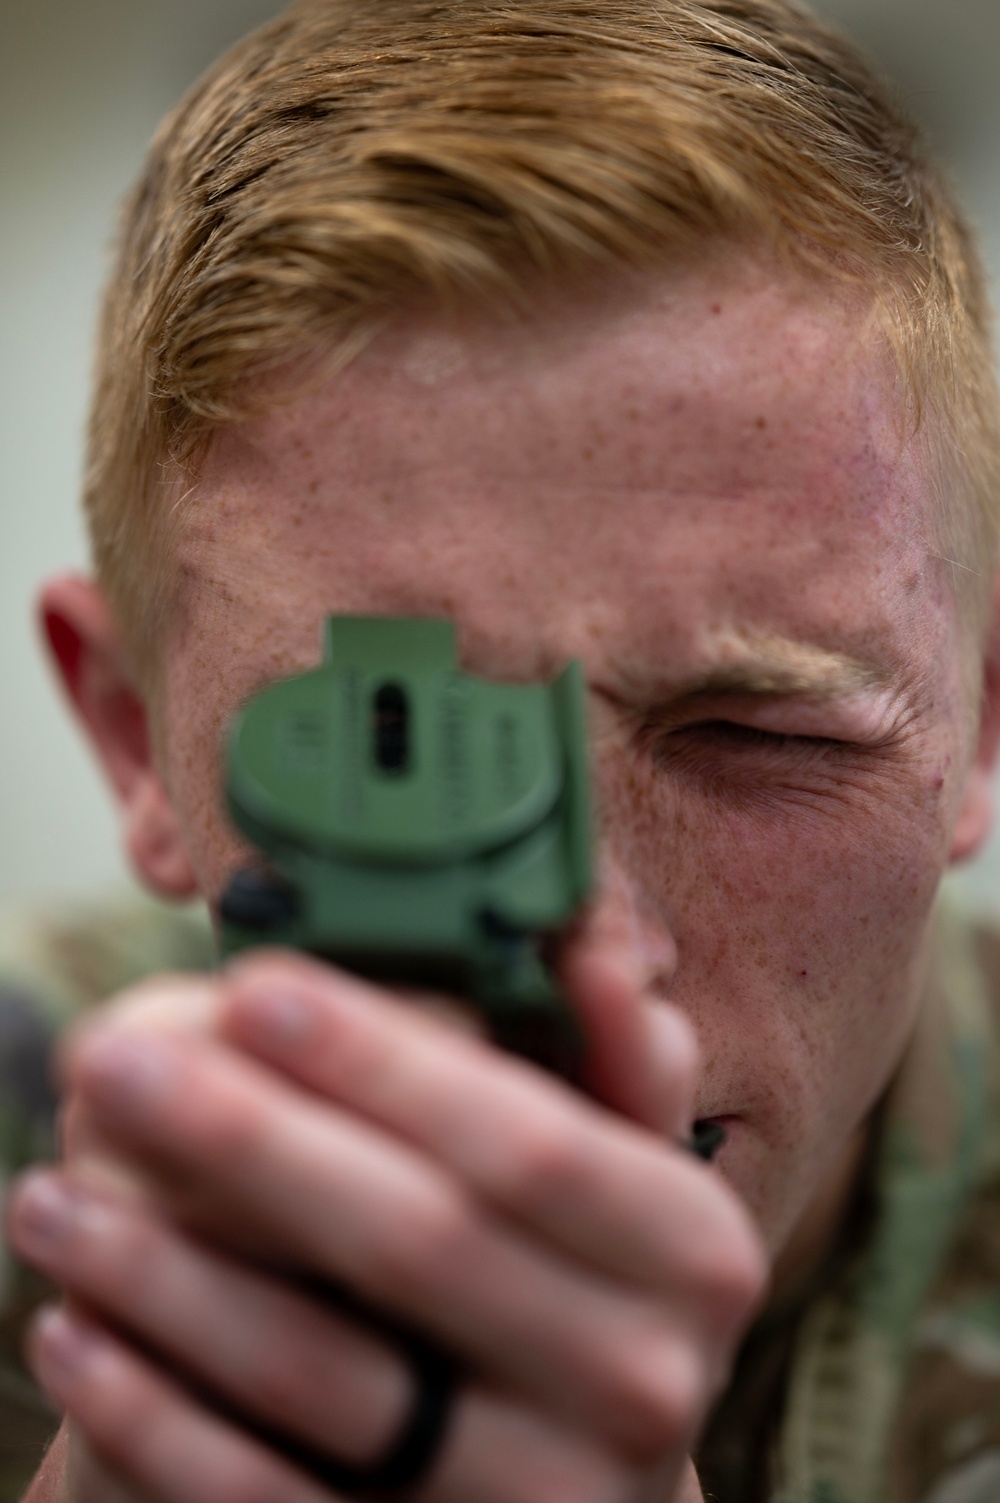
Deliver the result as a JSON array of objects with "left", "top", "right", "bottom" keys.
[{"left": 153, "top": 253, "right": 977, "bottom": 1255}]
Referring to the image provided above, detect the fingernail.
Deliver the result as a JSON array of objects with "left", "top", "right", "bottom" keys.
[
  {"left": 33, "top": 1307, "right": 105, "bottom": 1387},
  {"left": 76, "top": 1032, "right": 177, "bottom": 1112},
  {"left": 11, "top": 1175, "right": 82, "bottom": 1253},
  {"left": 231, "top": 986, "right": 318, "bottom": 1052}
]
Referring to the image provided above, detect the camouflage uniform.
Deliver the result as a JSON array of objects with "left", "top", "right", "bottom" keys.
[
  {"left": 0, "top": 894, "right": 213, "bottom": 1500},
  {"left": 0, "top": 892, "right": 999, "bottom": 1502},
  {"left": 700, "top": 903, "right": 1000, "bottom": 1503}
]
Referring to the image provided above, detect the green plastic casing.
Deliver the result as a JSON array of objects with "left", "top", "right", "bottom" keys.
[{"left": 219, "top": 617, "right": 592, "bottom": 1076}]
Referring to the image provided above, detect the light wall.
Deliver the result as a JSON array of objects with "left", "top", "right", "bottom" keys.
[
  {"left": 1, "top": 0, "right": 283, "bottom": 904},
  {"left": 2, "top": 0, "right": 999, "bottom": 912}
]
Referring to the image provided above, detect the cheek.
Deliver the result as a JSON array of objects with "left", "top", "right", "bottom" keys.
[
  {"left": 158, "top": 665, "right": 253, "bottom": 902},
  {"left": 166, "top": 719, "right": 245, "bottom": 899},
  {"left": 598, "top": 753, "right": 955, "bottom": 1245},
  {"left": 598, "top": 750, "right": 951, "bottom": 1120},
  {"left": 156, "top": 592, "right": 339, "bottom": 900}
]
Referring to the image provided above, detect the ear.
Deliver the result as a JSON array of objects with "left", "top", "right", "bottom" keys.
[
  {"left": 950, "top": 575, "right": 1000, "bottom": 863},
  {"left": 38, "top": 575, "right": 199, "bottom": 899}
]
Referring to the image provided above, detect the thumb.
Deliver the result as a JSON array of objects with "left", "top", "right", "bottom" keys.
[
  {"left": 558, "top": 919, "right": 698, "bottom": 1138},
  {"left": 675, "top": 1459, "right": 707, "bottom": 1503},
  {"left": 635, "top": 1455, "right": 705, "bottom": 1503}
]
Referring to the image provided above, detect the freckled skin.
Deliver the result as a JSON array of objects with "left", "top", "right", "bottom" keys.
[{"left": 159, "top": 254, "right": 977, "bottom": 1261}]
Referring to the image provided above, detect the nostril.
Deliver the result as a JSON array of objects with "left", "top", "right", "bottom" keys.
[{"left": 689, "top": 1119, "right": 727, "bottom": 1161}]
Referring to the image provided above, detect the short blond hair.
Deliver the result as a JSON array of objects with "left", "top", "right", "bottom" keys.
[{"left": 86, "top": 0, "right": 1000, "bottom": 679}]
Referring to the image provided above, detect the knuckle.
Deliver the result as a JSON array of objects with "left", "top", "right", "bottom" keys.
[
  {"left": 603, "top": 1339, "right": 704, "bottom": 1462},
  {"left": 692, "top": 1218, "right": 768, "bottom": 1333},
  {"left": 498, "top": 1112, "right": 587, "bottom": 1211},
  {"left": 86, "top": 1210, "right": 164, "bottom": 1304},
  {"left": 362, "top": 1182, "right": 476, "bottom": 1303},
  {"left": 189, "top": 1083, "right": 269, "bottom": 1165}
]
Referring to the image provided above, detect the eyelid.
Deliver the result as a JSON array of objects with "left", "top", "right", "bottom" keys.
[
  {"left": 645, "top": 690, "right": 897, "bottom": 745},
  {"left": 680, "top": 720, "right": 834, "bottom": 745}
]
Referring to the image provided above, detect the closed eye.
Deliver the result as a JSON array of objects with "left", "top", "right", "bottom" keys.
[
  {"left": 644, "top": 718, "right": 849, "bottom": 787},
  {"left": 622, "top": 695, "right": 903, "bottom": 816},
  {"left": 672, "top": 721, "right": 840, "bottom": 751}
]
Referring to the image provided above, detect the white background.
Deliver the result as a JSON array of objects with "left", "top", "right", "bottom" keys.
[{"left": 2, "top": 0, "right": 999, "bottom": 912}]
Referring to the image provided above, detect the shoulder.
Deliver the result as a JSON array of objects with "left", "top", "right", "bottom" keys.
[{"left": 890, "top": 903, "right": 1000, "bottom": 1503}]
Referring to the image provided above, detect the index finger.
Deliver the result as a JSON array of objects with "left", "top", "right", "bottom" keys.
[{"left": 216, "top": 951, "right": 747, "bottom": 1302}]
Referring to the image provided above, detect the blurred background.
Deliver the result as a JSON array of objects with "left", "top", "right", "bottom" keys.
[{"left": 2, "top": 0, "right": 1000, "bottom": 913}]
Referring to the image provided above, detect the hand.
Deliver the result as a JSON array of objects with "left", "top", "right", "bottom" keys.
[
  {"left": 21, "top": 1424, "right": 707, "bottom": 1503},
  {"left": 8, "top": 940, "right": 763, "bottom": 1503}
]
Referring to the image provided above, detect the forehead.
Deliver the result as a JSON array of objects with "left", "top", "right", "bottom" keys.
[{"left": 177, "top": 256, "right": 943, "bottom": 688}]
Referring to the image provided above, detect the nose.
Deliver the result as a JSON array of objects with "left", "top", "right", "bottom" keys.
[{"left": 584, "top": 852, "right": 679, "bottom": 998}]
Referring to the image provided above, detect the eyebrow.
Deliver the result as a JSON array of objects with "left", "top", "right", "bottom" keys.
[{"left": 609, "top": 636, "right": 891, "bottom": 707}]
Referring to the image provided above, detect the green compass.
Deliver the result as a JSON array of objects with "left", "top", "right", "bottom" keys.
[{"left": 219, "top": 616, "right": 592, "bottom": 1077}]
